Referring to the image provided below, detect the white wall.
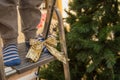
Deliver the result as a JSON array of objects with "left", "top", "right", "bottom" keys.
[{"left": 62, "top": 0, "right": 69, "bottom": 18}]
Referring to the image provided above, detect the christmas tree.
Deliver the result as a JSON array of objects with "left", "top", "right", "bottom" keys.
[{"left": 40, "top": 0, "right": 120, "bottom": 80}]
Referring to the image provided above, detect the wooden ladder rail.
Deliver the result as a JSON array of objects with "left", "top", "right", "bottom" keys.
[
  {"left": 0, "top": 35, "right": 6, "bottom": 80},
  {"left": 42, "top": 0, "right": 71, "bottom": 80},
  {"left": 55, "top": 7, "right": 71, "bottom": 80}
]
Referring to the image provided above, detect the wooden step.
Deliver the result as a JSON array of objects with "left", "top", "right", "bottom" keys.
[{"left": 11, "top": 43, "right": 55, "bottom": 73}]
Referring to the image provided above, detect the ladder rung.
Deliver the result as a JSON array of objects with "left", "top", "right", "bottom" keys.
[
  {"left": 12, "top": 43, "right": 55, "bottom": 73},
  {"left": 13, "top": 53, "right": 55, "bottom": 73},
  {"left": 5, "top": 67, "right": 16, "bottom": 76}
]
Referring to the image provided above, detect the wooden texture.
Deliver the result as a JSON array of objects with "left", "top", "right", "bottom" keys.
[
  {"left": 0, "top": 37, "right": 6, "bottom": 80},
  {"left": 42, "top": 0, "right": 56, "bottom": 39},
  {"left": 42, "top": 0, "right": 71, "bottom": 79},
  {"left": 55, "top": 8, "right": 71, "bottom": 80},
  {"left": 7, "top": 68, "right": 37, "bottom": 80}
]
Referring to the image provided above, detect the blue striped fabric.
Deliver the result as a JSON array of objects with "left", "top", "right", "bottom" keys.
[
  {"left": 37, "top": 36, "right": 50, "bottom": 53},
  {"left": 3, "top": 44, "right": 21, "bottom": 66}
]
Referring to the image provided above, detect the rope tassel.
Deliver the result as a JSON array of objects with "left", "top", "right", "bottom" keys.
[{"left": 26, "top": 36, "right": 69, "bottom": 64}]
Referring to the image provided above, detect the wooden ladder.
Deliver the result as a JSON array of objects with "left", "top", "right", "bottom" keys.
[{"left": 0, "top": 0, "right": 70, "bottom": 80}]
